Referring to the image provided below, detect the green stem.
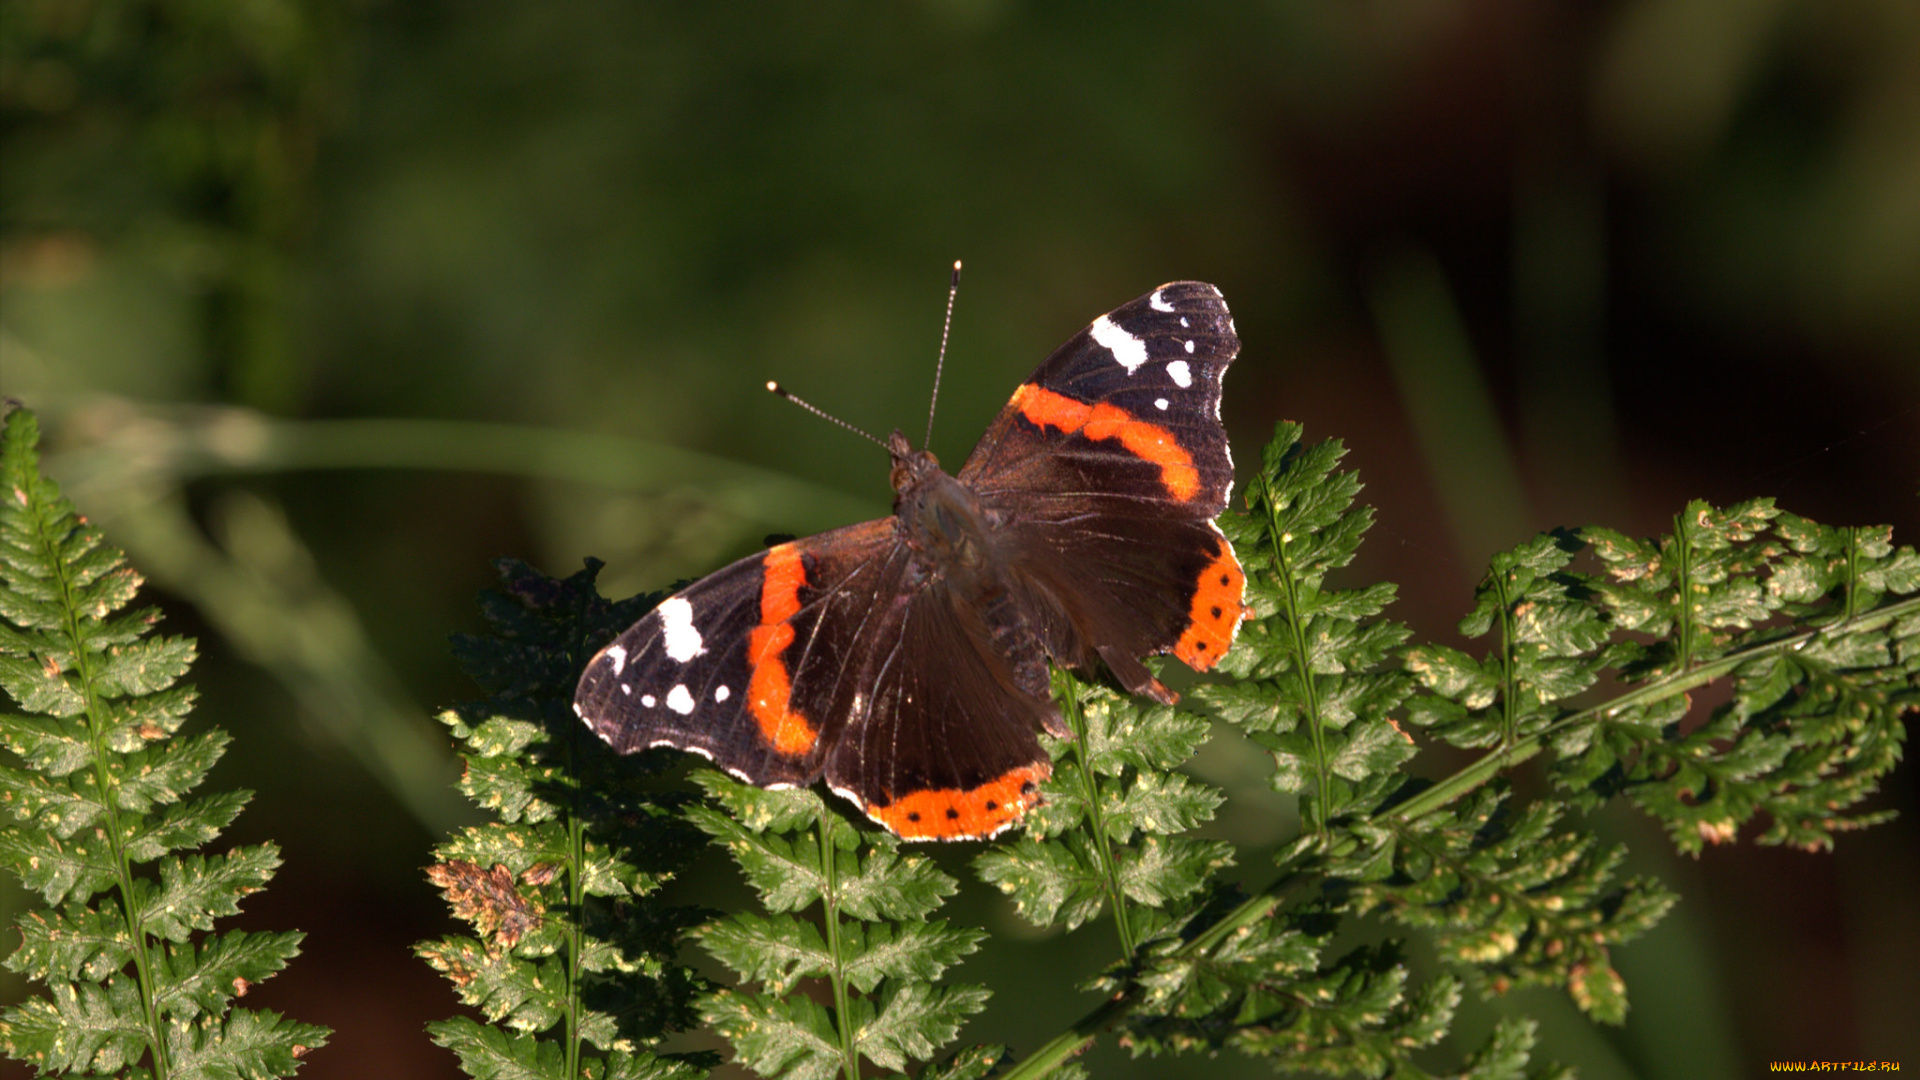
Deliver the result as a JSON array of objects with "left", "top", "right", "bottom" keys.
[
  {"left": 1671, "top": 512, "right": 1697, "bottom": 672},
  {"left": 1264, "top": 471, "right": 1334, "bottom": 834},
  {"left": 562, "top": 606, "right": 595, "bottom": 1080},
  {"left": 1492, "top": 568, "right": 1520, "bottom": 747},
  {"left": 1056, "top": 669, "right": 1137, "bottom": 958},
  {"left": 41, "top": 504, "right": 172, "bottom": 1074},
  {"left": 818, "top": 815, "right": 862, "bottom": 1080},
  {"left": 1844, "top": 527, "right": 1861, "bottom": 622}
]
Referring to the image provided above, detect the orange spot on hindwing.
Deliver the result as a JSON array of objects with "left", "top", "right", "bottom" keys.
[
  {"left": 746, "top": 544, "right": 819, "bottom": 757},
  {"left": 865, "top": 763, "right": 1051, "bottom": 841},
  {"left": 1175, "top": 535, "right": 1245, "bottom": 671},
  {"left": 1013, "top": 384, "right": 1200, "bottom": 501}
]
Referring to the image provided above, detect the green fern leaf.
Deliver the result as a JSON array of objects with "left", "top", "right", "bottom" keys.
[
  {"left": 1458, "top": 1016, "right": 1574, "bottom": 1080},
  {"left": 702, "top": 989, "right": 841, "bottom": 1080},
  {"left": 150, "top": 929, "right": 305, "bottom": 1019},
  {"left": 1, "top": 974, "right": 150, "bottom": 1073},
  {"left": 858, "top": 981, "right": 992, "bottom": 1071},
  {"left": 1547, "top": 506, "right": 1918, "bottom": 853},
  {"left": 696, "top": 914, "right": 830, "bottom": 996},
  {"left": 971, "top": 834, "right": 1104, "bottom": 930},
  {"left": 420, "top": 558, "right": 711, "bottom": 1077},
  {"left": 134, "top": 846, "right": 283, "bottom": 940},
  {"left": 920, "top": 1044, "right": 1011, "bottom": 1080},
  {"left": 167, "top": 1007, "right": 328, "bottom": 1078},
  {"left": 1195, "top": 424, "right": 1416, "bottom": 826},
  {"left": 0, "top": 406, "right": 328, "bottom": 1077},
  {"left": 426, "top": 1017, "right": 567, "bottom": 1080},
  {"left": 9, "top": 903, "right": 134, "bottom": 982},
  {"left": 975, "top": 667, "right": 1232, "bottom": 969},
  {"left": 688, "top": 770, "right": 992, "bottom": 1079},
  {"left": 1335, "top": 784, "right": 1678, "bottom": 1022}
]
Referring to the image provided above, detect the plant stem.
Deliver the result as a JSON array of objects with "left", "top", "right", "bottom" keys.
[
  {"left": 1264, "top": 472, "right": 1334, "bottom": 834},
  {"left": 40, "top": 497, "right": 172, "bottom": 1076},
  {"left": 1671, "top": 511, "right": 1698, "bottom": 672},
  {"left": 1057, "top": 669, "right": 1137, "bottom": 958},
  {"left": 818, "top": 815, "right": 862, "bottom": 1080},
  {"left": 563, "top": 606, "right": 593, "bottom": 1080},
  {"left": 1492, "top": 567, "right": 1520, "bottom": 747}
]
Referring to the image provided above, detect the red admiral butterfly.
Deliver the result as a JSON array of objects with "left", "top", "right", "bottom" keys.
[{"left": 574, "top": 281, "right": 1245, "bottom": 840}]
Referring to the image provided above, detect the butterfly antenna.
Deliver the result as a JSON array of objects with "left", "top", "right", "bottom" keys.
[
  {"left": 924, "top": 259, "right": 962, "bottom": 449},
  {"left": 766, "top": 381, "right": 891, "bottom": 451}
]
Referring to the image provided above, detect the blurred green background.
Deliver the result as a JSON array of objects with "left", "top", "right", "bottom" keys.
[{"left": 3, "top": 1, "right": 1916, "bottom": 1077}]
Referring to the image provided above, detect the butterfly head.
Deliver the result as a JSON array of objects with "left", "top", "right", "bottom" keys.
[{"left": 887, "top": 429, "right": 943, "bottom": 494}]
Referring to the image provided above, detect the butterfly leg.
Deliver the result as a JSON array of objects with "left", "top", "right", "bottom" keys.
[{"left": 1096, "top": 643, "right": 1177, "bottom": 706}]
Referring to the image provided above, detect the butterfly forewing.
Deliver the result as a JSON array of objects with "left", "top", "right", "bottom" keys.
[
  {"left": 961, "top": 281, "right": 1238, "bottom": 516},
  {"left": 959, "top": 281, "right": 1246, "bottom": 683},
  {"left": 575, "top": 520, "right": 895, "bottom": 787}
]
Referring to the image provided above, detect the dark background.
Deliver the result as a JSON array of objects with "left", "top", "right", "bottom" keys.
[{"left": 3, "top": 2, "right": 1916, "bottom": 1077}]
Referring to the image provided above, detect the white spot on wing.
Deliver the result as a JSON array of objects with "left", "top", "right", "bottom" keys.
[
  {"left": 1184, "top": 339, "right": 1195, "bottom": 353},
  {"left": 620, "top": 684, "right": 632, "bottom": 695},
  {"left": 605, "top": 644, "right": 627, "bottom": 675},
  {"left": 1155, "top": 397, "right": 1169, "bottom": 410},
  {"left": 657, "top": 597, "right": 705, "bottom": 662},
  {"left": 1091, "top": 314, "right": 1148, "bottom": 374},
  {"left": 641, "top": 694, "right": 656, "bottom": 708},
  {"left": 1180, "top": 316, "right": 1190, "bottom": 327},
  {"left": 667, "top": 684, "right": 696, "bottom": 714},
  {"left": 1167, "top": 359, "right": 1193, "bottom": 388},
  {"left": 714, "top": 685, "right": 731, "bottom": 702},
  {"left": 1150, "top": 289, "right": 1175, "bottom": 312}
]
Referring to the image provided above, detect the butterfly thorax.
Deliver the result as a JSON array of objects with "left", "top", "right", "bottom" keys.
[
  {"left": 888, "top": 429, "right": 994, "bottom": 574},
  {"left": 887, "top": 429, "right": 1062, "bottom": 707}
]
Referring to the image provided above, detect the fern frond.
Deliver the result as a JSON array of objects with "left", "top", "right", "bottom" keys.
[
  {"left": 975, "top": 668, "right": 1230, "bottom": 956},
  {"left": 1397, "top": 495, "right": 1917, "bottom": 858},
  {"left": 1199, "top": 424, "right": 1416, "bottom": 828},
  {"left": 1067, "top": 427, "right": 1532, "bottom": 1076},
  {"left": 1567, "top": 509, "right": 1917, "bottom": 854},
  {"left": 1333, "top": 783, "right": 1678, "bottom": 1024},
  {"left": 418, "top": 558, "right": 712, "bottom": 1080},
  {"left": 0, "top": 406, "right": 328, "bottom": 1078},
  {"left": 1000, "top": 420, "right": 1910, "bottom": 1075},
  {"left": 689, "top": 773, "right": 994, "bottom": 1080}
]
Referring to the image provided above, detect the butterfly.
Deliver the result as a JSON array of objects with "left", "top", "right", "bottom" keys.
[{"left": 573, "top": 280, "right": 1244, "bottom": 840}]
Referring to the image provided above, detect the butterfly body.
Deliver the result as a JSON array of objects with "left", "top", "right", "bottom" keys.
[{"left": 575, "top": 281, "right": 1246, "bottom": 840}]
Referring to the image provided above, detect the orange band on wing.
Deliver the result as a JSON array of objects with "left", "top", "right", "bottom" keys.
[
  {"left": 1012, "top": 384, "right": 1200, "bottom": 501},
  {"left": 1175, "top": 536, "right": 1245, "bottom": 671},
  {"left": 866, "top": 763, "right": 1050, "bottom": 840},
  {"left": 746, "top": 543, "right": 819, "bottom": 757}
]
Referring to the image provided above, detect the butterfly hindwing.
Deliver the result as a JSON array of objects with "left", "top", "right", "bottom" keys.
[{"left": 825, "top": 571, "right": 1054, "bottom": 840}]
